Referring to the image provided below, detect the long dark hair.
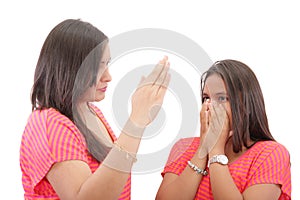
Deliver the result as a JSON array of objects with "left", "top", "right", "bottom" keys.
[
  {"left": 201, "top": 59, "right": 275, "bottom": 153},
  {"left": 31, "top": 19, "right": 110, "bottom": 162}
]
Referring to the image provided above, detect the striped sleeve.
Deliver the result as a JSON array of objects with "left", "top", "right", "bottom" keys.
[
  {"left": 21, "top": 109, "right": 88, "bottom": 188},
  {"left": 47, "top": 110, "right": 87, "bottom": 162},
  {"left": 247, "top": 142, "right": 291, "bottom": 199},
  {"left": 162, "top": 137, "right": 199, "bottom": 177}
]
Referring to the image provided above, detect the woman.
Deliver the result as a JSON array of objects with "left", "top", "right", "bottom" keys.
[
  {"left": 20, "top": 19, "right": 170, "bottom": 199},
  {"left": 156, "top": 60, "right": 291, "bottom": 199}
]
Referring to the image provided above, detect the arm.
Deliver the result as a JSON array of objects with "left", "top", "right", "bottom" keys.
[
  {"left": 46, "top": 57, "right": 171, "bottom": 200},
  {"left": 156, "top": 152, "right": 207, "bottom": 200},
  {"left": 208, "top": 154, "right": 281, "bottom": 200},
  {"left": 207, "top": 103, "right": 281, "bottom": 200},
  {"left": 156, "top": 100, "right": 210, "bottom": 200}
]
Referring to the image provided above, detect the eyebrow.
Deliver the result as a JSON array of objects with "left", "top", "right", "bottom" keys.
[
  {"left": 100, "top": 57, "right": 111, "bottom": 62},
  {"left": 215, "top": 92, "right": 228, "bottom": 95},
  {"left": 202, "top": 92, "right": 228, "bottom": 96}
]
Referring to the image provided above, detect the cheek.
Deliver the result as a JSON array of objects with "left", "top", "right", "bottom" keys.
[
  {"left": 225, "top": 104, "right": 232, "bottom": 128},
  {"left": 83, "top": 86, "right": 97, "bottom": 101}
]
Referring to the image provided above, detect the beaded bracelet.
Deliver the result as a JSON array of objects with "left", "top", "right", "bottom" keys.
[
  {"left": 187, "top": 160, "right": 208, "bottom": 176},
  {"left": 114, "top": 141, "right": 137, "bottom": 163}
]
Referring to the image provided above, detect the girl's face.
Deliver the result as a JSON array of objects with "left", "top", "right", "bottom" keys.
[{"left": 202, "top": 74, "right": 232, "bottom": 129}]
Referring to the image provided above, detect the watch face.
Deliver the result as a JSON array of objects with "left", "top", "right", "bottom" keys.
[
  {"left": 208, "top": 155, "right": 229, "bottom": 167},
  {"left": 219, "top": 155, "right": 228, "bottom": 164}
]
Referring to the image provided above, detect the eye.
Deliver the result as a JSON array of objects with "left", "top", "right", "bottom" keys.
[
  {"left": 217, "top": 95, "right": 229, "bottom": 103},
  {"left": 100, "top": 59, "right": 111, "bottom": 66}
]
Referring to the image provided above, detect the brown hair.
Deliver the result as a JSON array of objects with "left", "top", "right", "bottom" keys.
[
  {"left": 31, "top": 19, "right": 110, "bottom": 161},
  {"left": 201, "top": 59, "right": 275, "bottom": 153}
]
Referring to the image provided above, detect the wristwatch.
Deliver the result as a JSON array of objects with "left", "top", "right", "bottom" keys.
[{"left": 208, "top": 155, "right": 228, "bottom": 167}]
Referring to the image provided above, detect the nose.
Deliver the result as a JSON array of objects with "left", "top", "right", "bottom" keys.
[{"left": 101, "top": 68, "right": 112, "bottom": 82}]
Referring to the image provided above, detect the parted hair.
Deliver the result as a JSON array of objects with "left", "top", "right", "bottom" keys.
[
  {"left": 201, "top": 59, "right": 275, "bottom": 153},
  {"left": 31, "top": 19, "right": 110, "bottom": 162}
]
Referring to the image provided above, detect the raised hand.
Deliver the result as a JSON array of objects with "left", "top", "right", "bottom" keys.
[
  {"left": 129, "top": 56, "right": 171, "bottom": 130},
  {"left": 198, "top": 101, "right": 231, "bottom": 158}
]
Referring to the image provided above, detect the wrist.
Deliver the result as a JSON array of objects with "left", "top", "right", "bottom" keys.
[
  {"left": 208, "top": 154, "right": 228, "bottom": 167},
  {"left": 129, "top": 114, "right": 148, "bottom": 127},
  {"left": 122, "top": 117, "right": 146, "bottom": 139},
  {"left": 191, "top": 152, "right": 207, "bottom": 168},
  {"left": 208, "top": 148, "right": 225, "bottom": 159}
]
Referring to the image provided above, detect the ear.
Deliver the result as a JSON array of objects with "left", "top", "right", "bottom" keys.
[{"left": 229, "top": 130, "right": 233, "bottom": 137}]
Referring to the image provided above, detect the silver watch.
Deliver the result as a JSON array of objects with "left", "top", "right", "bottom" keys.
[{"left": 208, "top": 155, "right": 228, "bottom": 167}]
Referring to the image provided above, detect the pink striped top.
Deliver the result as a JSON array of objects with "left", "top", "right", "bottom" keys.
[
  {"left": 162, "top": 137, "right": 291, "bottom": 200},
  {"left": 20, "top": 105, "right": 131, "bottom": 200}
]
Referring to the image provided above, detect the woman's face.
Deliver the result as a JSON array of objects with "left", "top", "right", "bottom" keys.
[
  {"left": 81, "top": 44, "right": 112, "bottom": 103},
  {"left": 94, "top": 44, "right": 112, "bottom": 102},
  {"left": 202, "top": 74, "right": 232, "bottom": 129}
]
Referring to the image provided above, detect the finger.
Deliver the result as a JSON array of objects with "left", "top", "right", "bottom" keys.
[
  {"left": 200, "top": 99, "right": 209, "bottom": 113},
  {"left": 205, "top": 110, "right": 209, "bottom": 128},
  {"left": 217, "top": 103, "right": 229, "bottom": 124},
  {"left": 210, "top": 103, "right": 225, "bottom": 126},
  {"left": 157, "top": 61, "right": 170, "bottom": 90},
  {"left": 147, "top": 56, "right": 169, "bottom": 85},
  {"left": 200, "top": 99, "right": 209, "bottom": 124},
  {"left": 156, "top": 73, "right": 171, "bottom": 97},
  {"left": 150, "top": 56, "right": 168, "bottom": 80},
  {"left": 139, "top": 57, "right": 168, "bottom": 88},
  {"left": 200, "top": 99, "right": 209, "bottom": 122},
  {"left": 153, "top": 60, "right": 170, "bottom": 87}
]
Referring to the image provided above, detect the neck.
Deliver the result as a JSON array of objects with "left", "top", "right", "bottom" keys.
[
  {"left": 225, "top": 138, "right": 252, "bottom": 163},
  {"left": 77, "top": 102, "right": 96, "bottom": 116}
]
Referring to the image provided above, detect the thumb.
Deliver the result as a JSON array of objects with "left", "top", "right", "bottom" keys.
[
  {"left": 138, "top": 76, "right": 146, "bottom": 87},
  {"left": 139, "top": 76, "right": 146, "bottom": 84}
]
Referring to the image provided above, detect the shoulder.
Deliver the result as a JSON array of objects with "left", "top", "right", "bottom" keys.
[
  {"left": 26, "top": 108, "right": 83, "bottom": 142},
  {"left": 172, "top": 137, "right": 200, "bottom": 150},
  {"left": 27, "top": 108, "right": 72, "bottom": 125},
  {"left": 244, "top": 141, "right": 291, "bottom": 198},
  {"left": 249, "top": 140, "right": 290, "bottom": 166},
  {"left": 168, "top": 137, "right": 200, "bottom": 160},
  {"left": 24, "top": 108, "right": 80, "bottom": 138},
  {"left": 46, "top": 108, "right": 74, "bottom": 125},
  {"left": 162, "top": 137, "right": 200, "bottom": 176},
  {"left": 251, "top": 141, "right": 290, "bottom": 157},
  {"left": 41, "top": 108, "right": 82, "bottom": 136}
]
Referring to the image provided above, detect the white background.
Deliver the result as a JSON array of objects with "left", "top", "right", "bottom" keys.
[{"left": 0, "top": 0, "right": 299, "bottom": 199}]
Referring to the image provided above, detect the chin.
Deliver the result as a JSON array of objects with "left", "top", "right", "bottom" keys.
[{"left": 95, "top": 95, "right": 105, "bottom": 102}]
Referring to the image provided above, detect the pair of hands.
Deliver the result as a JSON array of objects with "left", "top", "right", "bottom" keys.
[
  {"left": 199, "top": 100, "right": 233, "bottom": 159},
  {"left": 129, "top": 56, "right": 170, "bottom": 129}
]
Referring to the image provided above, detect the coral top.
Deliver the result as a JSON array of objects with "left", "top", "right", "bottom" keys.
[
  {"left": 162, "top": 137, "right": 291, "bottom": 200},
  {"left": 20, "top": 105, "right": 131, "bottom": 200}
]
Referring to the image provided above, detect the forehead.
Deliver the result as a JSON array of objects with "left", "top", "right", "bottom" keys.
[
  {"left": 203, "top": 74, "right": 227, "bottom": 94},
  {"left": 102, "top": 44, "right": 111, "bottom": 59}
]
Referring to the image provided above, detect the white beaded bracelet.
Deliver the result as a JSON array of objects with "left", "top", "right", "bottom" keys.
[{"left": 187, "top": 160, "right": 208, "bottom": 176}]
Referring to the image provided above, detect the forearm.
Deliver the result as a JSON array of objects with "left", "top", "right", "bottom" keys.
[
  {"left": 209, "top": 164, "right": 243, "bottom": 200},
  {"left": 156, "top": 152, "right": 207, "bottom": 200},
  {"left": 77, "top": 129, "right": 142, "bottom": 200}
]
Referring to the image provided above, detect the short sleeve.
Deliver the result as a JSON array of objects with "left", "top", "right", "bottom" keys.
[
  {"left": 246, "top": 143, "right": 291, "bottom": 199},
  {"left": 162, "top": 137, "right": 199, "bottom": 177},
  {"left": 20, "top": 109, "right": 88, "bottom": 189}
]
